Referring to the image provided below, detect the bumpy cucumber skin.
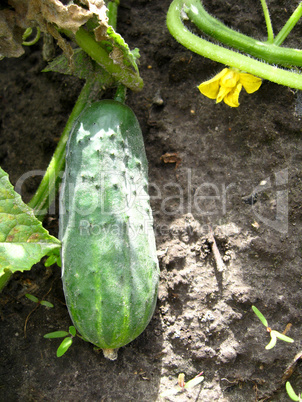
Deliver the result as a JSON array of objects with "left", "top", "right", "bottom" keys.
[{"left": 59, "top": 100, "right": 159, "bottom": 351}]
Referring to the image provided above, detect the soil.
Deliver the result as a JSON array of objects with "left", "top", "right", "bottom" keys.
[{"left": 1, "top": 0, "right": 302, "bottom": 401}]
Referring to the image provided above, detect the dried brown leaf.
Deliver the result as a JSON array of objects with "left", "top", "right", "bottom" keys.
[
  {"left": 28, "top": 0, "right": 93, "bottom": 34},
  {"left": 80, "top": 0, "right": 108, "bottom": 26},
  {"left": 1, "top": 0, "right": 108, "bottom": 59}
]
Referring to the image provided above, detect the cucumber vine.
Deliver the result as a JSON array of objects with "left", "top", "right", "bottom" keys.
[{"left": 166, "top": 0, "right": 302, "bottom": 104}]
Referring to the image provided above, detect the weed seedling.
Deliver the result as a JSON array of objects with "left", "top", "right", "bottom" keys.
[
  {"left": 25, "top": 293, "right": 54, "bottom": 308},
  {"left": 24, "top": 293, "right": 54, "bottom": 337},
  {"left": 160, "top": 371, "right": 204, "bottom": 397},
  {"left": 44, "top": 326, "right": 81, "bottom": 357},
  {"left": 252, "top": 306, "right": 294, "bottom": 349}
]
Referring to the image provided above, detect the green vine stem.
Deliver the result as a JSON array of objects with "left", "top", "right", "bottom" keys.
[
  {"left": 114, "top": 83, "right": 127, "bottom": 103},
  {"left": 28, "top": 79, "right": 95, "bottom": 220},
  {"left": 259, "top": 0, "right": 274, "bottom": 43},
  {"left": 107, "top": 2, "right": 128, "bottom": 104},
  {"left": 167, "top": 0, "right": 302, "bottom": 89},
  {"left": 182, "top": 0, "right": 302, "bottom": 67},
  {"left": 63, "top": 27, "right": 143, "bottom": 92},
  {"left": 106, "top": 0, "right": 120, "bottom": 30},
  {"left": 274, "top": 2, "right": 302, "bottom": 46}
]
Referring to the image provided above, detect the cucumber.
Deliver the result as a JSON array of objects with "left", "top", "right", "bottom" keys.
[{"left": 59, "top": 100, "right": 159, "bottom": 360}]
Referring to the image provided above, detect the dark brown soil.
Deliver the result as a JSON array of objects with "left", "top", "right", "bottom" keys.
[{"left": 1, "top": 0, "right": 302, "bottom": 400}]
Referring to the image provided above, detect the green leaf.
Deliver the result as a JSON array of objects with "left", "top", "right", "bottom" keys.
[
  {"left": 274, "top": 330, "right": 294, "bottom": 343},
  {"left": 40, "top": 300, "right": 54, "bottom": 308},
  {"left": 0, "top": 167, "right": 61, "bottom": 285},
  {"left": 252, "top": 305, "right": 268, "bottom": 327},
  {"left": 25, "top": 293, "right": 39, "bottom": 303},
  {"left": 57, "top": 337, "right": 73, "bottom": 357},
  {"left": 43, "top": 48, "right": 114, "bottom": 88},
  {"left": 44, "top": 249, "right": 61, "bottom": 267},
  {"left": 184, "top": 375, "right": 204, "bottom": 389},
  {"left": 0, "top": 270, "right": 13, "bottom": 290},
  {"left": 265, "top": 331, "right": 277, "bottom": 350},
  {"left": 44, "top": 331, "right": 69, "bottom": 339},
  {"left": 286, "top": 381, "right": 300, "bottom": 401},
  {"left": 44, "top": 254, "right": 57, "bottom": 267},
  {"left": 106, "top": 26, "right": 140, "bottom": 72},
  {"left": 69, "top": 326, "right": 76, "bottom": 337}
]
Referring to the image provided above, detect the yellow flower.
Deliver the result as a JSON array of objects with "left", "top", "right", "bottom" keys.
[{"left": 198, "top": 68, "right": 262, "bottom": 107}]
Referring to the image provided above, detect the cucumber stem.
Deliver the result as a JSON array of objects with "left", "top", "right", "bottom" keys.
[
  {"left": 274, "top": 2, "right": 302, "bottom": 46},
  {"left": 259, "top": 0, "right": 274, "bottom": 43},
  {"left": 182, "top": 0, "right": 302, "bottom": 67},
  {"left": 28, "top": 79, "right": 95, "bottom": 220},
  {"left": 114, "top": 83, "right": 127, "bottom": 103},
  {"left": 107, "top": 0, "right": 120, "bottom": 30},
  {"left": 102, "top": 348, "right": 118, "bottom": 360},
  {"left": 107, "top": 0, "right": 127, "bottom": 103},
  {"left": 68, "top": 27, "right": 143, "bottom": 92}
]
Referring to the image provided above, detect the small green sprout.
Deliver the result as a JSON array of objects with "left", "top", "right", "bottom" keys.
[
  {"left": 286, "top": 381, "right": 302, "bottom": 401},
  {"left": 25, "top": 293, "right": 54, "bottom": 308},
  {"left": 160, "top": 371, "right": 204, "bottom": 397},
  {"left": 252, "top": 306, "right": 294, "bottom": 350},
  {"left": 24, "top": 293, "right": 54, "bottom": 337},
  {"left": 44, "top": 249, "right": 62, "bottom": 267},
  {"left": 44, "top": 326, "right": 78, "bottom": 357}
]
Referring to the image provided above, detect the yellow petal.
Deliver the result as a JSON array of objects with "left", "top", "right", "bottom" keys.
[
  {"left": 205, "top": 68, "right": 230, "bottom": 84},
  {"left": 239, "top": 73, "right": 262, "bottom": 93},
  {"left": 198, "top": 80, "right": 220, "bottom": 99},
  {"left": 220, "top": 69, "right": 239, "bottom": 88},
  {"left": 223, "top": 83, "right": 242, "bottom": 107},
  {"left": 198, "top": 68, "right": 229, "bottom": 99},
  {"left": 216, "top": 85, "right": 232, "bottom": 103}
]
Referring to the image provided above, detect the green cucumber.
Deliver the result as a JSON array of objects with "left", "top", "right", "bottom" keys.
[{"left": 59, "top": 100, "right": 159, "bottom": 360}]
